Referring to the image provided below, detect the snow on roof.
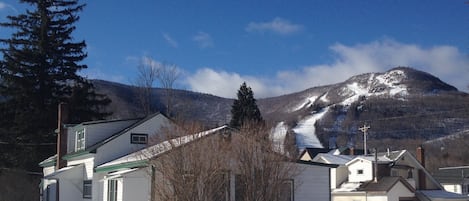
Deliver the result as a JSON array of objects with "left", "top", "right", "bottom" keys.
[
  {"left": 346, "top": 155, "right": 394, "bottom": 166},
  {"left": 314, "top": 153, "right": 354, "bottom": 165},
  {"left": 333, "top": 182, "right": 363, "bottom": 192},
  {"left": 96, "top": 125, "right": 229, "bottom": 169}
]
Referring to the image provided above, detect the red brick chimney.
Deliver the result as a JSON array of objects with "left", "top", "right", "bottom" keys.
[
  {"left": 416, "top": 146, "right": 426, "bottom": 189},
  {"left": 56, "top": 103, "right": 68, "bottom": 169}
]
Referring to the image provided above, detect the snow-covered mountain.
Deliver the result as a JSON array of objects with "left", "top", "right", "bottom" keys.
[
  {"left": 93, "top": 67, "right": 468, "bottom": 151},
  {"left": 258, "top": 67, "right": 465, "bottom": 150},
  {"left": 92, "top": 67, "right": 469, "bottom": 170}
]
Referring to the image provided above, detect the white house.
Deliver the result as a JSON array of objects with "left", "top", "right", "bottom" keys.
[
  {"left": 39, "top": 107, "right": 173, "bottom": 201},
  {"left": 303, "top": 147, "right": 469, "bottom": 201},
  {"left": 93, "top": 126, "right": 339, "bottom": 201}
]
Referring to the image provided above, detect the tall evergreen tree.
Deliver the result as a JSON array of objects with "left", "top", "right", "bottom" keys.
[
  {"left": 0, "top": 0, "right": 110, "bottom": 170},
  {"left": 230, "top": 82, "right": 263, "bottom": 128}
]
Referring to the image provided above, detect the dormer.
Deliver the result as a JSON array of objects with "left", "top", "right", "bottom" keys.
[{"left": 66, "top": 118, "right": 141, "bottom": 154}]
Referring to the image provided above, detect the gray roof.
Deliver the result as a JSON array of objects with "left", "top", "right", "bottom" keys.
[{"left": 359, "top": 177, "right": 415, "bottom": 193}]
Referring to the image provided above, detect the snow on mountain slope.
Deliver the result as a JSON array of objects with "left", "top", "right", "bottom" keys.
[
  {"left": 270, "top": 122, "right": 288, "bottom": 153},
  {"left": 291, "top": 95, "right": 318, "bottom": 112},
  {"left": 293, "top": 107, "right": 329, "bottom": 149},
  {"left": 290, "top": 70, "right": 413, "bottom": 149}
]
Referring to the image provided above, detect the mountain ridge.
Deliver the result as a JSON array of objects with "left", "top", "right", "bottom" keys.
[{"left": 91, "top": 67, "right": 469, "bottom": 151}]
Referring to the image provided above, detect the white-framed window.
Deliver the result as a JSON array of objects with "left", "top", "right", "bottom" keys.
[
  {"left": 357, "top": 169, "right": 364, "bottom": 175},
  {"left": 76, "top": 129, "right": 85, "bottom": 151},
  {"left": 130, "top": 133, "right": 148, "bottom": 144},
  {"left": 108, "top": 180, "right": 118, "bottom": 201},
  {"left": 83, "top": 180, "right": 92, "bottom": 199}
]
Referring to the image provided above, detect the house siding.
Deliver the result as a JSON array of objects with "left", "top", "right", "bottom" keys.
[
  {"left": 387, "top": 181, "right": 415, "bottom": 201},
  {"left": 295, "top": 163, "right": 332, "bottom": 201},
  {"left": 348, "top": 159, "right": 373, "bottom": 182},
  {"left": 333, "top": 193, "right": 366, "bottom": 201},
  {"left": 95, "top": 115, "right": 171, "bottom": 166},
  {"left": 66, "top": 120, "right": 138, "bottom": 153},
  {"left": 122, "top": 169, "right": 151, "bottom": 201}
]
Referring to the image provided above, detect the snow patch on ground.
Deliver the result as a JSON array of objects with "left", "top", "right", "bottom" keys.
[
  {"left": 293, "top": 107, "right": 329, "bottom": 149},
  {"left": 320, "top": 93, "right": 329, "bottom": 102},
  {"left": 270, "top": 122, "right": 288, "bottom": 153},
  {"left": 376, "top": 70, "right": 408, "bottom": 96},
  {"left": 341, "top": 82, "right": 369, "bottom": 106}
]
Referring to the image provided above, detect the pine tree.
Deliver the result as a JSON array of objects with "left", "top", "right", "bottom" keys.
[
  {"left": 229, "top": 82, "right": 263, "bottom": 128},
  {"left": 0, "top": 0, "right": 110, "bottom": 170}
]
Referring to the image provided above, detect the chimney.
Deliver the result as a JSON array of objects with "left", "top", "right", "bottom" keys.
[
  {"left": 349, "top": 147, "right": 355, "bottom": 156},
  {"left": 56, "top": 103, "right": 69, "bottom": 169},
  {"left": 416, "top": 146, "right": 426, "bottom": 189}
]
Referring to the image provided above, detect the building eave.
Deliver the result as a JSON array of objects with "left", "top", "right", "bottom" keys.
[{"left": 95, "top": 160, "right": 148, "bottom": 173}]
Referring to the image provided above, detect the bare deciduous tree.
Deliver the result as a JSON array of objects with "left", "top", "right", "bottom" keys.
[
  {"left": 156, "top": 62, "right": 181, "bottom": 117},
  {"left": 133, "top": 57, "right": 181, "bottom": 117},
  {"left": 148, "top": 122, "right": 231, "bottom": 201},
  {"left": 146, "top": 121, "right": 300, "bottom": 201},
  {"left": 133, "top": 56, "right": 159, "bottom": 116},
  {"left": 232, "top": 123, "right": 299, "bottom": 201}
]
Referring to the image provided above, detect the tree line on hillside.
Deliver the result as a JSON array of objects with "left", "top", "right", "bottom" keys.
[{"left": 313, "top": 93, "right": 469, "bottom": 149}]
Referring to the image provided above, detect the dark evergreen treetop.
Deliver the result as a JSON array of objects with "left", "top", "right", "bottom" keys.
[
  {"left": 0, "top": 0, "right": 110, "bottom": 170},
  {"left": 230, "top": 82, "right": 263, "bottom": 128}
]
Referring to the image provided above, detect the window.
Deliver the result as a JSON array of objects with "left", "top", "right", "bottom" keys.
[
  {"left": 357, "top": 169, "right": 364, "bottom": 175},
  {"left": 131, "top": 133, "right": 148, "bottom": 144},
  {"left": 83, "top": 180, "right": 92, "bottom": 199},
  {"left": 108, "top": 180, "right": 118, "bottom": 201},
  {"left": 279, "top": 179, "right": 294, "bottom": 201},
  {"left": 76, "top": 129, "right": 85, "bottom": 151}
]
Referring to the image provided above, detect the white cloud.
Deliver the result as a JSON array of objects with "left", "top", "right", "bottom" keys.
[
  {"left": 0, "top": 2, "right": 17, "bottom": 13},
  {"left": 162, "top": 33, "right": 178, "bottom": 48},
  {"left": 80, "top": 68, "right": 126, "bottom": 83},
  {"left": 193, "top": 31, "right": 214, "bottom": 48},
  {"left": 185, "top": 39, "right": 469, "bottom": 98},
  {"left": 245, "top": 17, "right": 303, "bottom": 35}
]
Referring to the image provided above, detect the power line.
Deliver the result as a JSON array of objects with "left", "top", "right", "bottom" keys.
[{"left": 0, "top": 141, "right": 56, "bottom": 146}]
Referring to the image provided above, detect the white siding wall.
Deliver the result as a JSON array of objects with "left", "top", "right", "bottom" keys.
[
  {"left": 348, "top": 159, "right": 373, "bottom": 183},
  {"left": 93, "top": 173, "right": 105, "bottom": 201},
  {"left": 333, "top": 193, "right": 366, "bottom": 201},
  {"left": 43, "top": 166, "right": 56, "bottom": 176},
  {"left": 387, "top": 181, "right": 415, "bottom": 201},
  {"left": 332, "top": 166, "right": 349, "bottom": 189},
  {"left": 300, "top": 153, "right": 312, "bottom": 161},
  {"left": 66, "top": 120, "right": 138, "bottom": 153},
  {"left": 122, "top": 169, "right": 151, "bottom": 201},
  {"left": 366, "top": 195, "right": 388, "bottom": 201},
  {"left": 85, "top": 120, "right": 139, "bottom": 149},
  {"left": 294, "top": 163, "right": 332, "bottom": 201},
  {"left": 67, "top": 127, "right": 78, "bottom": 153},
  {"left": 443, "top": 184, "right": 462, "bottom": 194},
  {"left": 95, "top": 115, "right": 171, "bottom": 166},
  {"left": 58, "top": 178, "right": 83, "bottom": 201},
  {"left": 67, "top": 156, "right": 94, "bottom": 180}
]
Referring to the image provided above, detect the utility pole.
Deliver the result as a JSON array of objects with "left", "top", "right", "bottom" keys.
[{"left": 359, "top": 124, "right": 371, "bottom": 155}]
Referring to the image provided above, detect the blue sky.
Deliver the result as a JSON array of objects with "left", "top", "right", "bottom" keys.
[{"left": 1, "top": 0, "right": 468, "bottom": 98}]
